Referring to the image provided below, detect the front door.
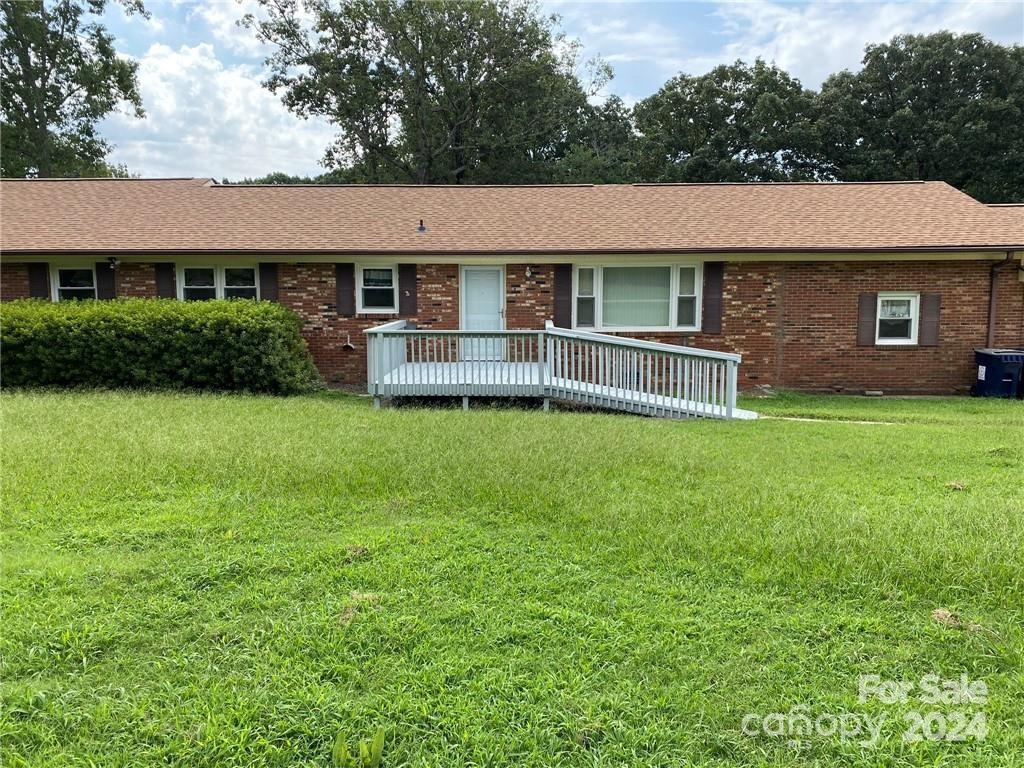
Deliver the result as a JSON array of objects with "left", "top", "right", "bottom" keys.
[{"left": 461, "top": 266, "right": 504, "bottom": 361}]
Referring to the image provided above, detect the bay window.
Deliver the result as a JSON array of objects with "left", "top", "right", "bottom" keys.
[
  {"left": 573, "top": 264, "right": 702, "bottom": 331},
  {"left": 179, "top": 266, "right": 258, "bottom": 301}
]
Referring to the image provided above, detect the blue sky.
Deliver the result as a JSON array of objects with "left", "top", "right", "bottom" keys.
[{"left": 98, "top": 1, "right": 1024, "bottom": 179}]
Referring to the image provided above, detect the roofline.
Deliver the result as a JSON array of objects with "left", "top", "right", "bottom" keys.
[{"left": 4, "top": 245, "right": 1021, "bottom": 256}]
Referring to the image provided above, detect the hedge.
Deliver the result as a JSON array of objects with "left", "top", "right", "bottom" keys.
[{"left": 1, "top": 298, "right": 323, "bottom": 394}]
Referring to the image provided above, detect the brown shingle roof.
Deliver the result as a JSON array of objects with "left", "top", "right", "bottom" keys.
[{"left": 1, "top": 177, "right": 1020, "bottom": 254}]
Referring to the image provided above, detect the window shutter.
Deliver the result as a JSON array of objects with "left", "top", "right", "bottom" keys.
[
  {"left": 95, "top": 261, "right": 116, "bottom": 299},
  {"left": 702, "top": 261, "right": 724, "bottom": 334},
  {"left": 857, "top": 293, "right": 877, "bottom": 346},
  {"left": 27, "top": 263, "right": 49, "bottom": 298},
  {"left": 154, "top": 263, "right": 176, "bottom": 297},
  {"left": 258, "top": 263, "right": 279, "bottom": 301},
  {"left": 398, "top": 264, "right": 417, "bottom": 316},
  {"left": 553, "top": 263, "right": 572, "bottom": 327},
  {"left": 919, "top": 293, "right": 941, "bottom": 347},
  {"left": 336, "top": 263, "right": 355, "bottom": 315}
]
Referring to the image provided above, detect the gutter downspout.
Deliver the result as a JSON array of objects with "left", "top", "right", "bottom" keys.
[{"left": 986, "top": 251, "right": 1016, "bottom": 349}]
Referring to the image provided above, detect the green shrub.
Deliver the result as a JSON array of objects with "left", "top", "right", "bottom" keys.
[{"left": 1, "top": 299, "right": 323, "bottom": 394}]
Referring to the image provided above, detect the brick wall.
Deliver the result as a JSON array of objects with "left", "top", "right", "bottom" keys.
[
  {"left": 580, "top": 260, "right": 1023, "bottom": 394},
  {"left": 115, "top": 262, "right": 157, "bottom": 297},
  {"left": 277, "top": 263, "right": 461, "bottom": 387},
  {"left": 1, "top": 262, "right": 31, "bottom": 301},
  {"left": 2, "top": 258, "right": 1020, "bottom": 393}
]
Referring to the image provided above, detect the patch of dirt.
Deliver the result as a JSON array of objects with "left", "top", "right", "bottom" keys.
[{"left": 339, "top": 591, "right": 380, "bottom": 626}]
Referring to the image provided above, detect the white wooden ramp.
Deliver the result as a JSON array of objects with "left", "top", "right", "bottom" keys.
[{"left": 366, "top": 321, "right": 756, "bottom": 420}]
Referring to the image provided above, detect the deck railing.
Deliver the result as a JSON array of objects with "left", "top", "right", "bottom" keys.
[{"left": 365, "top": 320, "right": 744, "bottom": 419}]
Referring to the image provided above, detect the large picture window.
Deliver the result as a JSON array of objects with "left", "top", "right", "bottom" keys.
[
  {"left": 573, "top": 264, "right": 701, "bottom": 331},
  {"left": 357, "top": 266, "right": 398, "bottom": 313},
  {"left": 179, "top": 266, "right": 258, "bottom": 301}
]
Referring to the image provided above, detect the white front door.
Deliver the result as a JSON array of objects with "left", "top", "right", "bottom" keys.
[{"left": 461, "top": 266, "right": 504, "bottom": 360}]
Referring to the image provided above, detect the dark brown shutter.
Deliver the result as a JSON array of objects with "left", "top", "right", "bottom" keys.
[
  {"left": 95, "top": 261, "right": 116, "bottom": 299},
  {"left": 154, "top": 263, "right": 176, "bottom": 297},
  {"left": 702, "top": 261, "right": 724, "bottom": 334},
  {"left": 919, "top": 293, "right": 941, "bottom": 347},
  {"left": 553, "top": 263, "right": 572, "bottom": 327},
  {"left": 857, "top": 293, "right": 877, "bottom": 346},
  {"left": 398, "top": 263, "right": 417, "bottom": 316},
  {"left": 258, "top": 263, "right": 279, "bottom": 301},
  {"left": 27, "top": 263, "right": 49, "bottom": 298},
  {"left": 336, "top": 263, "right": 355, "bottom": 315}
]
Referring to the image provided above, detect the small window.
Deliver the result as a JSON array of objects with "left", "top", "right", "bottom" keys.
[
  {"left": 358, "top": 266, "right": 397, "bottom": 312},
  {"left": 576, "top": 268, "right": 595, "bottom": 327},
  {"left": 183, "top": 267, "right": 217, "bottom": 301},
  {"left": 676, "top": 266, "right": 698, "bottom": 328},
  {"left": 224, "top": 267, "right": 258, "bottom": 299},
  {"left": 876, "top": 292, "right": 919, "bottom": 345},
  {"left": 55, "top": 267, "right": 96, "bottom": 301}
]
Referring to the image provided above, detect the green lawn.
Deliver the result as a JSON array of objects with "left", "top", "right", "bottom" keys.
[{"left": 2, "top": 391, "right": 1022, "bottom": 767}]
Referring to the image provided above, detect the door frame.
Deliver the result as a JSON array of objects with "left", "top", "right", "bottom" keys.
[{"left": 459, "top": 265, "right": 506, "bottom": 331}]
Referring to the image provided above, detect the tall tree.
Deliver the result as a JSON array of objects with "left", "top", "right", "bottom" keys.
[
  {"left": 244, "top": 0, "right": 597, "bottom": 184},
  {"left": 818, "top": 32, "right": 1024, "bottom": 202},
  {"left": 633, "top": 59, "right": 824, "bottom": 182},
  {"left": 1, "top": 0, "right": 146, "bottom": 178}
]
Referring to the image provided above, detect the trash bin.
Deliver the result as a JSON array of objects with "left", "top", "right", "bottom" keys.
[{"left": 971, "top": 349, "right": 1024, "bottom": 398}]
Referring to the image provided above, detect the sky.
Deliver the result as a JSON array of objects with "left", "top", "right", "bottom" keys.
[{"left": 97, "top": 0, "right": 1024, "bottom": 180}]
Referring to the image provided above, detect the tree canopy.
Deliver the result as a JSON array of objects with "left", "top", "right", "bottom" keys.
[
  {"left": 244, "top": 0, "right": 601, "bottom": 184},
  {"left": 1, "top": 0, "right": 146, "bottom": 178},
  {"left": 817, "top": 32, "right": 1024, "bottom": 202}
]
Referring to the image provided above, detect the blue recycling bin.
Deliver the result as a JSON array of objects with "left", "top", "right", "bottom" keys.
[{"left": 971, "top": 349, "right": 1024, "bottom": 398}]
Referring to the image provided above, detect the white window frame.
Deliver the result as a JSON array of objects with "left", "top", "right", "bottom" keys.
[
  {"left": 356, "top": 264, "right": 398, "bottom": 314},
  {"left": 875, "top": 291, "right": 920, "bottom": 346},
  {"left": 176, "top": 265, "right": 260, "bottom": 301},
  {"left": 51, "top": 264, "right": 97, "bottom": 301},
  {"left": 572, "top": 263, "right": 703, "bottom": 332}
]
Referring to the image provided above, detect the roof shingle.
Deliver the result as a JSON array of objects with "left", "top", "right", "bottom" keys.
[{"left": 1, "top": 178, "right": 1020, "bottom": 254}]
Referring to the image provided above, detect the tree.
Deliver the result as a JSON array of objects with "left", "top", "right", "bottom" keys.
[
  {"left": 244, "top": 0, "right": 598, "bottom": 184},
  {"left": 1, "top": 0, "right": 146, "bottom": 178},
  {"left": 551, "top": 95, "right": 638, "bottom": 183},
  {"left": 633, "top": 59, "right": 824, "bottom": 182},
  {"left": 818, "top": 32, "right": 1024, "bottom": 202}
]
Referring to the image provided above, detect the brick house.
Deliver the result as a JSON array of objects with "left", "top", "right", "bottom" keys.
[{"left": 1, "top": 177, "right": 1021, "bottom": 395}]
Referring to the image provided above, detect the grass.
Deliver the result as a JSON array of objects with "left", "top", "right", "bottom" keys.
[{"left": 2, "top": 390, "right": 1022, "bottom": 767}]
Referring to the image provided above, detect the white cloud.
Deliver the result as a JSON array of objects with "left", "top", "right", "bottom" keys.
[
  {"left": 558, "top": 0, "right": 1024, "bottom": 93},
  {"left": 697, "top": 0, "right": 1024, "bottom": 87},
  {"left": 102, "top": 43, "right": 336, "bottom": 179},
  {"left": 188, "top": 0, "right": 270, "bottom": 58}
]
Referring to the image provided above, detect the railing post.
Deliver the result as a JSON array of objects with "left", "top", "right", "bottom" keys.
[
  {"left": 726, "top": 360, "right": 737, "bottom": 419},
  {"left": 537, "top": 331, "right": 546, "bottom": 395}
]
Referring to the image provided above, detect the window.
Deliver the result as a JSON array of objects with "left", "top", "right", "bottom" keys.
[
  {"left": 573, "top": 264, "right": 701, "bottom": 331},
  {"left": 179, "top": 266, "right": 258, "bottom": 301},
  {"left": 224, "top": 268, "right": 258, "bottom": 299},
  {"left": 357, "top": 266, "right": 397, "bottom": 313},
  {"left": 576, "top": 268, "right": 595, "bottom": 327},
  {"left": 54, "top": 267, "right": 96, "bottom": 301},
  {"left": 676, "top": 266, "right": 698, "bottom": 327},
  {"left": 876, "top": 292, "right": 919, "bottom": 345}
]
